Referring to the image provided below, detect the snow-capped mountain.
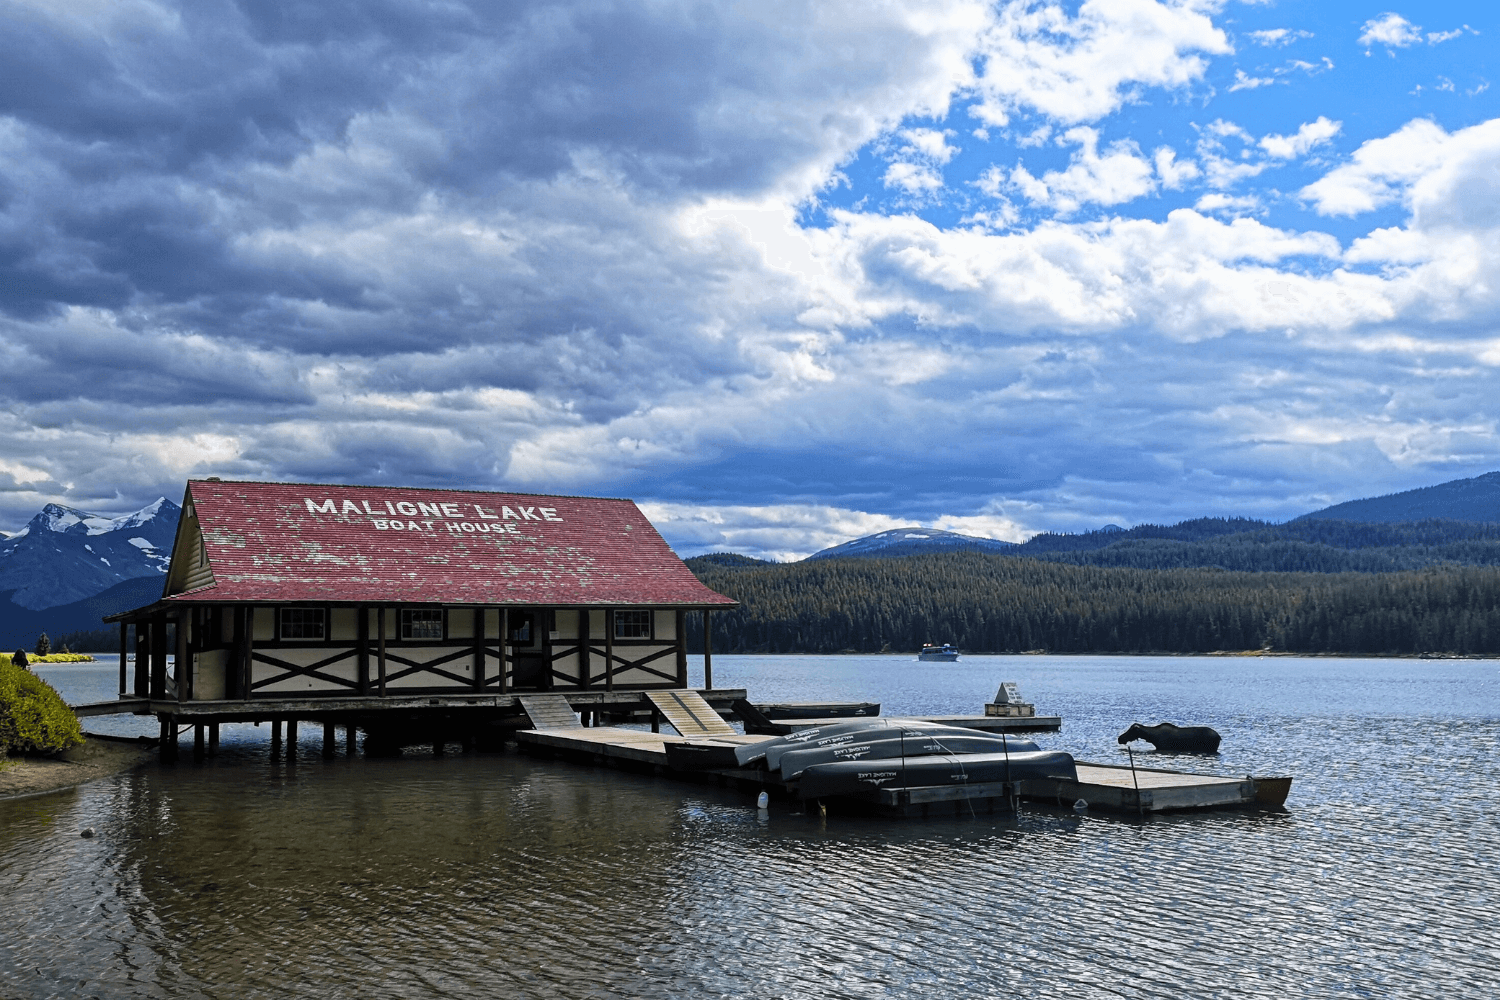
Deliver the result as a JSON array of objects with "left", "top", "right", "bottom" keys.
[
  {"left": 804, "top": 526, "right": 1016, "bottom": 561},
  {"left": 0, "top": 498, "right": 180, "bottom": 610}
]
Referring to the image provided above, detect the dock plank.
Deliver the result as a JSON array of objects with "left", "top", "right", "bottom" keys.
[
  {"left": 517, "top": 694, "right": 583, "bottom": 730},
  {"left": 646, "top": 690, "right": 737, "bottom": 737}
]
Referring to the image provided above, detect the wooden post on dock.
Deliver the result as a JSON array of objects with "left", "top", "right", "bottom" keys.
[
  {"left": 675, "top": 610, "right": 687, "bottom": 688},
  {"left": 208, "top": 723, "right": 219, "bottom": 757},
  {"left": 135, "top": 623, "right": 149, "bottom": 698},
  {"left": 579, "top": 610, "right": 591, "bottom": 689},
  {"left": 498, "top": 609, "right": 509, "bottom": 694},
  {"left": 271, "top": 719, "right": 282, "bottom": 759},
  {"left": 323, "top": 721, "right": 336, "bottom": 759},
  {"left": 703, "top": 609, "right": 713, "bottom": 691},
  {"left": 175, "top": 616, "right": 188, "bottom": 703},
  {"left": 357, "top": 603, "right": 370, "bottom": 695},
  {"left": 286, "top": 719, "right": 298, "bottom": 759},
  {"left": 118, "top": 623, "right": 129, "bottom": 695},
  {"left": 193, "top": 723, "right": 205, "bottom": 761},
  {"left": 240, "top": 607, "right": 254, "bottom": 701},
  {"left": 346, "top": 724, "right": 357, "bottom": 756},
  {"left": 473, "top": 606, "right": 485, "bottom": 692},
  {"left": 159, "top": 717, "right": 174, "bottom": 763},
  {"left": 604, "top": 609, "right": 615, "bottom": 692},
  {"left": 150, "top": 619, "right": 168, "bottom": 700},
  {"left": 377, "top": 608, "right": 388, "bottom": 696}
]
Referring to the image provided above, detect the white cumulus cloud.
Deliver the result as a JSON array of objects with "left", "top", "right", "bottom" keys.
[
  {"left": 1259, "top": 117, "right": 1342, "bottom": 159},
  {"left": 972, "top": 0, "right": 1230, "bottom": 126},
  {"left": 1008, "top": 127, "right": 1157, "bottom": 214}
]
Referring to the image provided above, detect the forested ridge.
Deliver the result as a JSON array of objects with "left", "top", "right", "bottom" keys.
[{"left": 685, "top": 553, "right": 1500, "bottom": 655}]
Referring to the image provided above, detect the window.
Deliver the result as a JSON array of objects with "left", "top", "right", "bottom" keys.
[
  {"left": 508, "top": 613, "right": 534, "bottom": 644},
  {"left": 401, "top": 609, "right": 444, "bottom": 640},
  {"left": 614, "top": 610, "right": 651, "bottom": 639},
  {"left": 280, "top": 607, "right": 326, "bottom": 640}
]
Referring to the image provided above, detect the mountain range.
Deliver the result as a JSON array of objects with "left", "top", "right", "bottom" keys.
[{"left": 0, "top": 498, "right": 179, "bottom": 648}]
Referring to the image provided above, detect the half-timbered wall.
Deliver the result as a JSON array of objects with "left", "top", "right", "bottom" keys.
[{"left": 182, "top": 603, "right": 686, "bottom": 698}]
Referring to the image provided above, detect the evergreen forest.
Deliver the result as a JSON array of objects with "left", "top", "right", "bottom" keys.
[{"left": 684, "top": 552, "right": 1500, "bottom": 655}]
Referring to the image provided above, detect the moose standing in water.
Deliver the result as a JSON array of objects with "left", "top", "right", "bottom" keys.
[{"left": 1118, "top": 722, "right": 1221, "bottom": 753}]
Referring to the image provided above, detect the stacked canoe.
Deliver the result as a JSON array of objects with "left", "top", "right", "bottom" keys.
[{"left": 666, "top": 718, "right": 1077, "bottom": 807}]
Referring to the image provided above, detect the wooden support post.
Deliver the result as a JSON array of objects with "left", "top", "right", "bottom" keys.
[
  {"left": 579, "top": 610, "right": 591, "bottom": 689},
  {"left": 473, "top": 606, "right": 485, "bottom": 692},
  {"left": 432, "top": 740, "right": 444, "bottom": 756},
  {"left": 241, "top": 607, "right": 254, "bottom": 701},
  {"left": 208, "top": 723, "right": 219, "bottom": 757},
  {"left": 346, "top": 724, "right": 357, "bottom": 756},
  {"left": 286, "top": 719, "right": 298, "bottom": 760},
  {"left": 270, "top": 719, "right": 282, "bottom": 759},
  {"left": 357, "top": 603, "right": 370, "bottom": 696},
  {"left": 377, "top": 608, "right": 388, "bottom": 697},
  {"left": 193, "top": 723, "right": 205, "bottom": 761},
  {"left": 159, "top": 717, "right": 172, "bottom": 763},
  {"left": 135, "top": 624, "right": 149, "bottom": 698},
  {"left": 174, "top": 616, "right": 188, "bottom": 703},
  {"left": 703, "top": 609, "right": 714, "bottom": 691},
  {"left": 118, "top": 623, "right": 129, "bottom": 695},
  {"left": 675, "top": 610, "right": 687, "bottom": 688},
  {"left": 150, "top": 619, "right": 168, "bottom": 700},
  {"left": 498, "top": 609, "right": 508, "bottom": 693},
  {"left": 604, "top": 608, "right": 615, "bottom": 692},
  {"left": 651, "top": 708, "right": 660, "bottom": 734},
  {"left": 323, "top": 721, "right": 336, "bottom": 759}
]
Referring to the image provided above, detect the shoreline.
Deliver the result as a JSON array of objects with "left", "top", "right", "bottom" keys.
[{"left": 0, "top": 735, "right": 155, "bottom": 802}]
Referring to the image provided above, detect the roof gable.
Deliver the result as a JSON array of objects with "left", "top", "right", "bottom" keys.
[{"left": 161, "top": 480, "right": 736, "bottom": 608}]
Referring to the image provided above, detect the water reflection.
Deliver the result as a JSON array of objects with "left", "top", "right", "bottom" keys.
[{"left": 2, "top": 655, "right": 1498, "bottom": 998}]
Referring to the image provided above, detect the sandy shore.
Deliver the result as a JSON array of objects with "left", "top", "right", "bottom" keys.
[{"left": 0, "top": 736, "right": 155, "bottom": 801}]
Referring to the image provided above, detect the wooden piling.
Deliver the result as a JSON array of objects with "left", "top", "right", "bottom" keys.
[
  {"left": 208, "top": 723, "right": 219, "bottom": 757},
  {"left": 271, "top": 719, "right": 282, "bottom": 759},
  {"left": 346, "top": 724, "right": 357, "bottom": 756},
  {"left": 286, "top": 719, "right": 298, "bottom": 759},
  {"left": 323, "top": 721, "right": 336, "bottom": 759},
  {"left": 193, "top": 723, "right": 205, "bottom": 761}
]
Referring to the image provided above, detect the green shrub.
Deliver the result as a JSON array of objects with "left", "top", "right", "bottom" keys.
[{"left": 0, "top": 658, "right": 84, "bottom": 755}]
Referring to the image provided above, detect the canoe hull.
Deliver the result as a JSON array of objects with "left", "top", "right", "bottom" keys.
[
  {"left": 797, "top": 750, "right": 1078, "bottom": 801},
  {"left": 778, "top": 734, "right": 1042, "bottom": 780}
]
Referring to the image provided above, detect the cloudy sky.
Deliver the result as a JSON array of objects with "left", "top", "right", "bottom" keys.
[{"left": 2, "top": 0, "right": 1498, "bottom": 559}]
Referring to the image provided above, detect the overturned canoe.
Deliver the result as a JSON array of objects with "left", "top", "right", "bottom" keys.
[
  {"left": 666, "top": 718, "right": 910, "bottom": 772},
  {"left": 778, "top": 733, "right": 1041, "bottom": 780},
  {"left": 797, "top": 750, "right": 1078, "bottom": 802}
]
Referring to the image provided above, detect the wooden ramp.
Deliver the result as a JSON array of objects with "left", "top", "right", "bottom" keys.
[
  {"left": 645, "top": 690, "right": 736, "bottom": 737},
  {"left": 517, "top": 694, "right": 582, "bottom": 730}
]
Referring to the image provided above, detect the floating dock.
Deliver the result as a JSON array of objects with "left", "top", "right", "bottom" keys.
[
  {"left": 513, "top": 712, "right": 1288, "bottom": 816},
  {"left": 755, "top": 713, "right": 1061, "bottom": 735}
]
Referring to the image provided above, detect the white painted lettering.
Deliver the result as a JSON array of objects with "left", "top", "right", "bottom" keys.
[
  {"left": 340, "top": 499, "right": 361, "bottom": 516},
  {"left": 539, "top": 507, "right": 561, "bottom": 521},
  {"left": 473, "top": 504, "right": 499, "bottom": 520},
  {"left": 461, "top": 522, "right": 476, "bottom": 532},
  {"left": 519, "top": 506, "right": 540, "bottom": 520},
  {"left": 407, "top": 520, "right": 421, "bottom": 530},
  {"left": 304, "top": 498, "right": 337, "bottom": 514},
  {"left": 446, "top": 522, "right": 463, "bottom": 533},
  {"left": 390, "top": 520, "right": 406, "bottom": 530},
  {"left": 372, "top": 519, "right": 389, "bottom": 530},
  {"left": 440, "top": 503, "right": 461, "bottom": 517},
  {"left": 384, "top": 501, "right": 396, "bottom": 514},
  {"left": 361, "top": 501, "right": 376, "bottom": 515},
  {"left": 505, "top": 523, "right": 520, "bottom": 534},
  {"left": 501, "top": 506, "right": 520, "bottom": 520},
  {"left": 422, "top": 520, "right": 435, "bottom": 531},
  {"left": 418, "top": 502, "right": 442, "bottom": 517},
  {"left": 395, "top": 501, "right": 418, "bottom": 516}
]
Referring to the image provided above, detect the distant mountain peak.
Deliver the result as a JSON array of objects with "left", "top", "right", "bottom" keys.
[
  {"left": 1, "top": 497, "right": 181, "bottom": 610},
  {"left": 805, "top": 526, "right": 1016, "bottom": 561}
]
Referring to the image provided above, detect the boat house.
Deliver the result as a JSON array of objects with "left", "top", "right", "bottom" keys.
[{"left": 104, "top": 480, "right": 739, "bottom": 753}]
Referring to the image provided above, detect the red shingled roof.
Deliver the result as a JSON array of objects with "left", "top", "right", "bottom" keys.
[{"left": 162, "top": 480, "right": 737, "bottom": 608}]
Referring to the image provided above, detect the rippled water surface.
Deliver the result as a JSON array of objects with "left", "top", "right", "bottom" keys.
[{"left": 5, "top": 655, "right": 1499, "bottom": 998}]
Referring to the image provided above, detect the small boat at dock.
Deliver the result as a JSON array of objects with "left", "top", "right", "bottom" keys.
[{"left": 778, "top": 733, "right": 1041, "bottom": 780}]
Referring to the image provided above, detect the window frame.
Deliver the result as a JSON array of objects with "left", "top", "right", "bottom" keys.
[
  {"left": 613, "top": 609, "right": 653, "bottom": 640},
  {"left": 279, "top": 606, "right": 328, "bottom": 641},
  {"left": 400, "top": 607, "right": 446, "bottom": 641}
]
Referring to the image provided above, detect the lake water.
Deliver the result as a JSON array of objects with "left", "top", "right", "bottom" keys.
[{"left": 4, "top": 654, "right": 1499, "bottom": 999}]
